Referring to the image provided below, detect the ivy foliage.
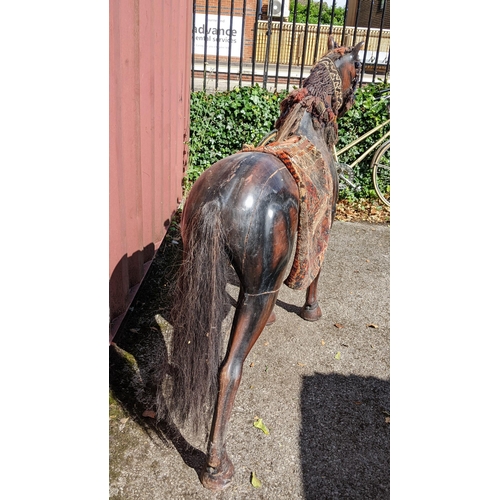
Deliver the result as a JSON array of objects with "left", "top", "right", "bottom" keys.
[
  {"left": 336, "top": 80, "right": 390, "bottom": 200},
  {"left": 186, "top": 85, "right": 288, "bottom": 189},
  {"left": 187, "top": 81, "right": 390, "bottom": 200}
]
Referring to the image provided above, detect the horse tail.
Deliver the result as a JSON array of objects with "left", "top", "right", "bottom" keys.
[{"left": 165, "top": 200, "right": 229, "bottom": 430}]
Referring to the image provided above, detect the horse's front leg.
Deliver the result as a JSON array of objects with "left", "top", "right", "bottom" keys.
[
  {"left": 200, "top": 290, "right": 278, "bottom": 491},
  {"left": 300, "top": 269, "right": 323, "bottom": 321}
]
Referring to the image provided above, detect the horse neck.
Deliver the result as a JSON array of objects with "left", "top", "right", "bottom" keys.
[{"left": 296, "top": 111, "right": 334, "bottom": 167}]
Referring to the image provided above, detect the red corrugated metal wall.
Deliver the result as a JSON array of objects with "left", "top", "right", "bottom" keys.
[{"left": 109, "top": 0, "right": 192, "bottom": 334}]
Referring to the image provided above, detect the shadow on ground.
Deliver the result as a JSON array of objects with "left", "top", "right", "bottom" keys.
[
  {"left": 300, "top": 373, "right": 390, "bottom": 499},
  {"left": 109, "top": 231, "right": 209, "bottom": 474}
]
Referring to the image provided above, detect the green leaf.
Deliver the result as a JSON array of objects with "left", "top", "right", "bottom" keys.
[
  {"left": 335, "top": 351, "right": 341, "bottom": 360},
  {"left": 251, "top": 471, "right": 262, "bottom": 488},
  {"left": 253, "top": 418, "right": 270, "bottom": 434}
]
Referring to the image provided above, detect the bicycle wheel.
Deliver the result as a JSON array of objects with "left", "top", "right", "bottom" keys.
[
  {"left": 371, "top": 140, "right": 390, "bottom": 207},
  {"left": 257, "top": 129, "right": 277, "bottom": 147}
]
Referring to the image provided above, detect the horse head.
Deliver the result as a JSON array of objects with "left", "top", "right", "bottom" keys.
[
  {"left": 326, "top": 37, "right": 364, "bottom": 118},
  {"left": 275, "top": 37, "right": 364, "bottom": 149}
]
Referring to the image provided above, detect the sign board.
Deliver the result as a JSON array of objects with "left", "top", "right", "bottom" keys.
[{"left": 193, "top": 14, "right": 242, "bottom": 57}]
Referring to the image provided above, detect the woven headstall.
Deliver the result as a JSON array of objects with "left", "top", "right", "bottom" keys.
[{"left": 309, "top": 54, "right": 344, "bottom": 115}]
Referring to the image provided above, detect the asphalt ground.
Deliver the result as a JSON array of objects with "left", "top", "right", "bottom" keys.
[{"left": 109, "top": 219, "right": 390, "bottom": 499}]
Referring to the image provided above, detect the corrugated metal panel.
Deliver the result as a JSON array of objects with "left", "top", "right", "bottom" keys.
[{"left": 110, "top": 0, "right": 192, "bottom": 335}]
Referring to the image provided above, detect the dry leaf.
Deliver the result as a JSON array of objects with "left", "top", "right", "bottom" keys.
[
  {"left": 367, "top": 324, "right": 379, "bottom": 329},
  {"left": 385, "top": 416, "right": 390, "bottom": 423},
  {"left": 142, "top": 410, "right": 156, "bottom": 419},
  {"left": 334, "top": 323, "right": 344, "bottom": 329},
  {"left": 297, "top": 362, "right": 306, "bottom": 367},
  {"left": 120, "top": 417, "right": 129, "bottom": 424},
  {"left": 321, "top": 339, "right": 325, "bottom": 346},
  {"left": 249, "top": 362, "right": 254, "bottom": 367}
]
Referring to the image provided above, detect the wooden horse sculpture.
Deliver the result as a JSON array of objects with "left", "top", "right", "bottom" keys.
[{"left": 160, "top": 37, "right": 363, "bottom": 491}]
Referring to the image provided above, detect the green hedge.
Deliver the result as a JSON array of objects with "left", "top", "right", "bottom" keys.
[
  {"left": 186, "top": 81, "right": 390, "bottom": 200},
  {"left": 336, "top": 81, "right": 390, "bottom": 200},
  {"left": 186, "top": 85, "right": 288, "bottom": 188}
]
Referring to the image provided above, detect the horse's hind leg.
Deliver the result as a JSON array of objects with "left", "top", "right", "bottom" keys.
[
  {"left": 201, "top": 288, "right": 279, "bottom": 490},
  {"left": 300, "top": 270, "right": 323, "bottom": 321},
  {"left": 266, "top": 308, "right": 277, "bottom": 325},
  {"left": 264, "top": 269, "right": 322, "bottom": 325}
]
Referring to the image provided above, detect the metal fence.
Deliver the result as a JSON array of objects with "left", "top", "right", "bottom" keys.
[{"left": 191, "top": 0, "right": 390, "bottom": 93}]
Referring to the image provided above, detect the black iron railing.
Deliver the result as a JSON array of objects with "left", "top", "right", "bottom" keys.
[{"left": 191, "top": 0, "right": 390, "bottom": 92}]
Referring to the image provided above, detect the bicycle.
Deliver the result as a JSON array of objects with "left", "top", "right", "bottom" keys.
[
  {"left": 334, "top": 118, "right": 390, "bottom": 207},
  {"left": 257, "top": 92, "right": 390, "bottom": 207}
]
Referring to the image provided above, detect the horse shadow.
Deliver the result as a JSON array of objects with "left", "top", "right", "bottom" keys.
[
  {"left": 109, "top": 235, "right": 209, "bottom": 476},
  {"left": 300, "top": 373, "right": 390, "bottom": 499},
  {"left": 109, "top": 344, "right": 207, "bottom": 475}
]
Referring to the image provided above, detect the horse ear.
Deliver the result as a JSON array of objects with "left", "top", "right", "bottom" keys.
[
  {"left": 352, "top": 41, "right": 364, "bottom": 57},
  {"left": 328, "top": 35, "right": 339, "bottom": 51}
]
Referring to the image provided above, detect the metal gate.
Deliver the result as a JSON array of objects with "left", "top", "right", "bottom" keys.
[{"left": 191, "top": 0, "right": 390, "bottom": 92}]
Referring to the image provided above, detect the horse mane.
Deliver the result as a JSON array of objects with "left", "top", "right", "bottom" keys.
[{"left": 274, "top": 46, "right": 360, "bottom": 149}]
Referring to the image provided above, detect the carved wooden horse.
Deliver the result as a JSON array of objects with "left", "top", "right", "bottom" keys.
[{"left": 161, "top": 37, "right": 363, "bottom": 490}]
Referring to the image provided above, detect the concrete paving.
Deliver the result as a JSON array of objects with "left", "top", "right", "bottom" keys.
[{"left": 109, "top": 219, "right": 390, "bottom": 499}]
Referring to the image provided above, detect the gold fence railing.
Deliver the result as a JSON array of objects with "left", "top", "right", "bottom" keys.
[{"left": 255, "top": 21, "right": 390, "bottom": 67}]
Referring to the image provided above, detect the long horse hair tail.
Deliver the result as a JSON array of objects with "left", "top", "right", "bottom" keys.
[{"left": 160, "top": 200, "right": 229, "bottom": 432}]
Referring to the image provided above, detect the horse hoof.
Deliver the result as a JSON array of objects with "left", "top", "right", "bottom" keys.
[
  {"left": 200, "top": 458, "right": 235, "bottom": 491},
  {"left": 300, "top": 303, "right": 322, "bottom": 322},
  {"left": 266, "top": 310, "right": 277, "bottom": 326}
]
